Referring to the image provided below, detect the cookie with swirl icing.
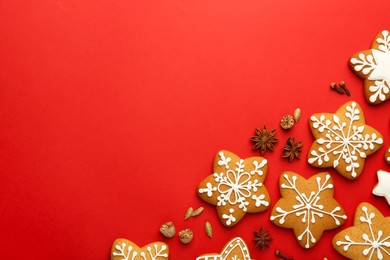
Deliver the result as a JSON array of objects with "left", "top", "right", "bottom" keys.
[{"left": 197, "top": 150, "right": 270, "bottom": 227}]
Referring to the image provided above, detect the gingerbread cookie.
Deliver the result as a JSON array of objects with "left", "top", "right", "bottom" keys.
[
  {"left": 197, "top": 150, "right": 270, "bottom": 227},
  {"left": 270, "top": 172, "right": 347, "bottom": 249},
  {"left": 111, "top": 239, "right": 168, "bottom": 260},
  {"left": 373, "top": 170, "right": 390, "bottom": 205},
  {"left": 350, "top": 30, "right": 390, "bottom": 105},
  {"left": 196, "top": 237, "right": 251, "bottom": 260},
  {"left": 308, "top": 101, "right": 383, "bottom": 180},
  {"left": 333, "top": 202, "right": 390, "bottom": 259},
  {"left": 386, "top": 146, "right": 390, "bottom": 165}
]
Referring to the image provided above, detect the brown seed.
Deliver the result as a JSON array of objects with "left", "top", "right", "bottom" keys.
[
  {"left": 330, "top": 82, "right": 344, "bottom": 94},
  {"left": 339, "top": 81, "right": 350, "bottom": 96},
  {"left": 280, "top": 115, "right": 294, "bottom": 130},
  {"left": 179, "top": 229, "right": 193, "bottom": 244},
  {"left": 275, "top": 250, "right": 293, "bottom": 260},
  {"left": 159, "top": 221, "right": 176, "bottom": 238}
]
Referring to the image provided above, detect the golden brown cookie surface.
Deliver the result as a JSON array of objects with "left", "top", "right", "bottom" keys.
[
  {"left": 111, "top": 239, "right": 169, "bottom": 260},
  {"left": 333, "top": 202, "right": 390, "bottom": 260},
  {"left": 270, "top": 172, "right": 347, "bottom": 249},
  {"left": 197, "top": 150, "right": 270, "bottom": 227},
  {"left": 386, "top": 146, "right": 390, "bottom": 165},
  {"left": 308, "top": 101, "right": 383, "bottom": 180},
  {"left": 196, "top": 237, "right": 251, "bottom": 260},
  {"left": 350, "top": 30, "right": 390, "bottom": 105}
]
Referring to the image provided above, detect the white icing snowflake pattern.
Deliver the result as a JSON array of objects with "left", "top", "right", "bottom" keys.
[
  {"left": 197, "top": 151, "right": 270, "bottom": 227},
  {"left": 308, "top": 101, "right": 383, "bottom": 179},
  {"left": 350, "top": 30, "right": 390, "bottom": 104},
  {"left": 112, "top": 241, "right": 168, "bottom": 260},
  {"left": 335, "top": 205, "right": 390, "bottom": 260},
  {"left": 270, "top": 173, "right": 347, "bottom": 249}
]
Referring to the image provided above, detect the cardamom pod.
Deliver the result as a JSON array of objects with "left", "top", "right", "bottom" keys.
[
  {"left": 205, "top": 221, "right": 212, "bottom": 238},
  {"left": 293, "top": 108, "right": 301, "bottom": 123},
  {"left": 191, "top": 207, "right": 204, "bottom": 217},
  {"left": 185, "top": 207, "right": 193, "bottom": 220}
]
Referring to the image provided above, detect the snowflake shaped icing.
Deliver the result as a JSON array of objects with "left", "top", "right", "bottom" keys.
[
  {"left": 270, "top": 172, "right": 347, "bottom": 249},
  {"left": 111, "top": 239, "right": 168, "bottom": 260},
  {"left": 196, "top": 237, "right": 251, "bottom": 260},
  {"left": 197, "top": 150, "right": 270, "bottom": 227},
  {"left": 308, "top": 101, "right": 383, "bottom": 180},
  {"left": 333, "top": 203, "right": 390, "bottom": 260},
  {"left": 350, "top": 30, "right": 390, "bottom": 105}
]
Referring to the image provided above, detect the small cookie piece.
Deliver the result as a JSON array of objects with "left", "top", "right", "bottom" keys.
[
  {"left": 196, "top": 237, "right": 251, "bottom": 260},
  {"left": 372, "top": 170, "right": 390, "bottom": 205},
  {"left": 308, "top": 101, "right": 383, "bottom": 180},
  {"left": 333, "top": 202, "right": 390, "bottom": 259},
  {"left": 270, "top": 172, "right": 347, "bottom": 249},
  {"left": 111, "top": 239, "right": 168, "bottom": 260},
  {"left": 386, "top": 146, "right": 390, "bottom": 165},
  {"left": 350, "top": 30, "right": 390, "bottom": 105},
  {"left": 197, "top": 150, "right": 270, "bottom": 227}
]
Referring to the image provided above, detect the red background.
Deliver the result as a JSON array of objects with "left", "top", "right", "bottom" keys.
[{"left": 0, "top": 0, "right": 389, "bottom": 259}]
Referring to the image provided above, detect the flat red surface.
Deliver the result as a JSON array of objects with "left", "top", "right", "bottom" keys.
[{"left": 0, "top": 0, "right": 389, "bottom": 259}]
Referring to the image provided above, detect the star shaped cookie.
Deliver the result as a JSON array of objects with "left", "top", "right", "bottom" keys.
[
  {"left": 111, "top": 239, "right": 168, "bottom": 260},
  {"left": 350, "top": 30, "right": 390, "bottom": 105},
  {"left": 333, "top": 202, "right": 390, "bottom": 260},
  {"left": 373, "top": 170, "right": 390, "bottom": 205},
  {"left": 308, "top": 101, "right": 383, "bottom": 180},
  {"left": 196, "top": 237, "right": 251, "bottom": 260},
  {"left": 270, "top": 172, "right": 347, "bottom": 249},
  {"left": 197, "top": 150, "right": 270, "bottom": 227}
]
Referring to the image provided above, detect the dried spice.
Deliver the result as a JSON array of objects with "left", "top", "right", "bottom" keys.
[
  {"left": 339, "top": 81, "right": 350, "bottom": 96},
  {"left": 251, "top": 125, "right": 278, "bottom": 155},
  {"left": 282, "top": 138, "right": 303, "bottom": 162},
  {"left": 275, "top": 250, "right": 293, "bottom": 260},
  {"left": 191, "top": 207, "right": 204, "bottom": 217},
  {"left": 253, "top": 227, "right": 272, "bottom": 250},
  {"left": 330, "top": 82, "right": 344, "bottom": 94},
  {"left": 293, "top": 108, "right": 301, "bottom": 123},
  {"left": 280, "top": 115, "right": 295, "bottom": 130},
  {"left": 159, "top": 221, "right": 176, "bottom": 238},
  {"left": 205, "top": 222, "right": 212, "bottom": 238},
  {"left": 178, "top": 229, "right": 193, "bottom": 244},
  {"left": 184, "top": 207, "right": 193, "bottom": 220}
]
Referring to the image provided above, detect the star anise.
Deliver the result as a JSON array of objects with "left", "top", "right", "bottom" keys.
[
  {"left": 282, "top": 138, "right": 303, "bottom": 162},
  {"left": 251, "top": 125, "right": 278, "bottom": 155},
  {"left": 253, "top": 227, "right": 272, "bottom": 250}
]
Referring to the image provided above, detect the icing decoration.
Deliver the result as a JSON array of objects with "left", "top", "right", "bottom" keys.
[
  {"left": 111, "top": 239, "right": 168, "bottom": 260},
  {"left": 372, "top": 170, "right": 390, "bottom": 205},
  {"left": 386, "top": 146, "right": 390, "bottom": 165},
  {"left": 350, "top": 30, "right": 390, "bottom": 104},
  {"left": 333, "top": 203, "right": 390, "bottom": 260},
  {"left": 308, "top": 101, "right": 383, "bottom": 179},
  {"left": 196, "top": 237, "right": 251, "bottom": 260},
  {"left": 270, "top": 172, "right": 347, "bottom": 249},
  {"left": 197, "top": 150, "right": 270, "bottom": 227}
]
